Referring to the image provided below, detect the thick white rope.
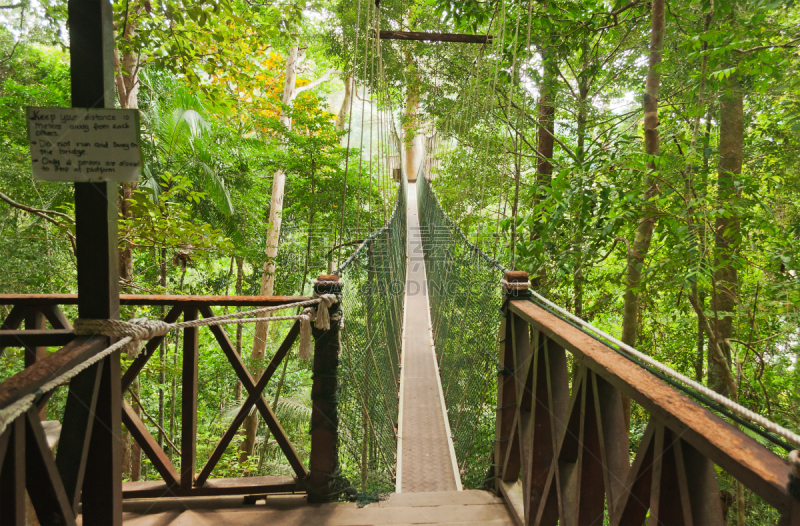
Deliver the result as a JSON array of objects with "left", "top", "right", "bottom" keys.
[
  {"left": 0, "top": 292, "right": 341, "bottom": 437},
  {"left": 500, "top": 279, "right": 800, "bottom": 449}
]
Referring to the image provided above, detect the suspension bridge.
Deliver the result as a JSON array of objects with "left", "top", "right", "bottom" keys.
[
  {"left": 1, "top": 2, "right": 800, "bottom": 525},
  {"left": 2, "top": 169, "right": 799, "bottom": 525}
]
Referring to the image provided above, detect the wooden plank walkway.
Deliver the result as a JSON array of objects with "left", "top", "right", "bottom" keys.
[
  {"left": 113, "top": 490, "right": 515, "bottom": 525},
  {"left": 397, "top": 183, "right": 461, "bottom": 493}
]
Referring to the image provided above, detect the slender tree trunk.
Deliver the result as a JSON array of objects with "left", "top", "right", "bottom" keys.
[
  {"left": 710, "top": 67, "right": 743, "bottom": 399},
  {"left": 158, "top": 249, "right": 167, "bottom": 448},
  {"left": 337, "top": 75, "right": 354, "bottom": 134},
  {"left": 695, "top": 291, "right": 706, "bottom": 381},
  {"left": 169, "top": 263, "right": 187, "bottom": 459},
  {"left": 243, "top": 45, "right": 302, "bottom": 460},
  {"left": 115, "top": 11, "right": 142, "bottom": 478},
  {"left": 536, "top": 47, "right": 556, "bottom": 184},
  {"left": 530, "top": 38, "right": 557, "bottom": 286},
  {"left": 684, "top": 1, "right": 713, "bottom": 385},
  {"left": 114, "top": 6, "right": 141, "bottom": 289},
  {"left": 620, "top": 0, "right": 665, "bottom": 428},
  {"left": 403, "top": 61, "right": 423, "bottom": 181},
  {"left": 574, "top": 71, "right": 589, "bottom": 318},
  {"left": 235, "top": 256, "right": 244, "bottom": 401}
]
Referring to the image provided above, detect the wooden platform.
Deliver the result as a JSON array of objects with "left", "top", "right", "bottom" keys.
[{"left": 109, "top": 490, "right": 515, "bottom": 525}]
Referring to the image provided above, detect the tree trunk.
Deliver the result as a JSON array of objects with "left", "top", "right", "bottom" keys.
[
  {"left": 114, "top": 10, "right": 143, "bottom": 477},
  {"left": 337, "top": 76, "right": 354, "bottom": 134},
  {"left": 158, "top": 249, "right": 167, "bottom": 449},
  {"left": 235, "top": 256, "right": 244, "bottom": 401},
  {"left": 574, "top": 69, "right": 589, "bottom": 318},
  {"left": 695, "top": 291, "right": 705, "bottom": 381},
  {"left": 620, "top": 0, "right": 665, "bottom": 428},
  {"left": 114, "top": 5, "right": 142, "bottom": 290},
  {"left": 531, "top": 37, "right": 557, "bottom": 287},
  {"left": 243, "top": 45, "right": 302, "bottom": 460},
  {"left": 404, "top": 81, "right": 423, "bottom": 181},
  {"left": 536, "top": 47, "right": 556, "bottom": 184},
  {"left": 710, "top": 70, "right": 743, "bottom": 399}
]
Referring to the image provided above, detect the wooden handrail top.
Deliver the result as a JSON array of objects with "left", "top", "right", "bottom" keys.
[
  {"left": 0, "top": 294, "right": 310, "bottom": 307},
  {"left": 0, "top": 336, "right": 106, "bottom": 410},
  {"left": 508, "top": 298, "right": 795, "bottom": 515}
]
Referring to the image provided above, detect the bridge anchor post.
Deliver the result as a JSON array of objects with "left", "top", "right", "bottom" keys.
[{"left": 306, "top": 274, "right": 344, "bottom": 503}]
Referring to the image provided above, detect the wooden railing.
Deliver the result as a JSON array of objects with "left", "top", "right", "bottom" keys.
[
  {"left": 0, "top": 279, "right": 342, "bottom": 524},
  {"left": 495, "top": 272, "right": 799, "bottom": 526}
]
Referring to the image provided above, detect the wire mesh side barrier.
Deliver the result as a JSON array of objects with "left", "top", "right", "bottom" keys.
[
  {"left": 416, "top": 174, "right": 504, "bottom": 489},
  {"left": 417, "top": 173, "right": 800, "bottom": 523},
  {"left": 335, "top": 175, "right": 407, "bottom": 496}
]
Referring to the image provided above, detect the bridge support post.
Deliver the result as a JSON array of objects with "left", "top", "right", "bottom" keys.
[
  {"left": 306, "top": 274, "right": 344, "bottom": 503},
  {"left": 494, "top": 271, "right": 529, "bottom": 494}
]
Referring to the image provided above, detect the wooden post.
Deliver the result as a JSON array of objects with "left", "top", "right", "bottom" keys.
[
  {"left": 306, "top": 275, "right": 342, "bottom": 503},
  {"left": 180, "top": 308, "right": 199, "bottom": 491},
  {"left": 0, "top": 420, "right": 26, "bottom": 524},
  {"left": 24, "top": 310, "right": 47, "bottom": 419},
  {"left": 66, "top": 1, "right": 122, "bottom": 523},
  {"left": 494, "top": 271, "right": 528, "bottom": 493}
]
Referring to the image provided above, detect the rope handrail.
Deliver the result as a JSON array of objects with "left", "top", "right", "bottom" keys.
[
  {"left": 420, "top": 173, "right": 800, "bottom": 453},
  {"left": 0, "top": 288, "right": 341, "bottom": 438},
  {"left": 335, "top": 161, "right": 408, "bottom": 276},
  {"left": 417, "top": 174, "right": 508, "bottom": 274}
]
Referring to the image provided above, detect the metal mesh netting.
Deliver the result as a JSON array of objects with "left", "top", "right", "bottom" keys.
[
  {"left": 335, "top": 176, "right": 407, "bottom": 494},
  {"left": 416, "top": 174, "right": 506, "bottom": 489}
]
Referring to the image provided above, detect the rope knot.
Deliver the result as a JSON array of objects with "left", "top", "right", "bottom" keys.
[
  {"left": 313, "top": 293, "right": 338, "bottom": 330},
  {"left": 74, "top": 318, "right": 172, "bottom": 357}
]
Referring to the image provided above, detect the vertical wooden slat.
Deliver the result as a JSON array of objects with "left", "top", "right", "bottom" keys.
[
  {"left": 681, "top": 438, "right": 725, "bottom": 525},
  {"left": 554, "top": 367, "right": 588, "bottom": 525},
  {"left": 55, "top": 361, "right": 104, "bottom": 512},
  {"left": 671, "top": 432, "right": 697, "bottom": 526},
  {"left": 779, "top": 501, "right": 800, "bottom": 526},
  {"left": 23, "top": 309, "right": 47, "bottom": 367},
  {"left": 532, "top": 337, "right": 570, "bottom": 525},
  {"left": 612, "top": 421, "right": 657, "bottom": 526},
  {"left": 24, "top": 309, "right": 48, "bottom": 420},
  {"left": 24, "top": 409, "right": 75, "bottom": 526},
  {"left": 0, "top": 421, "right": 25, "bottom": 525},
  {"left": 495, "top": 310, "right": 517, "bottom": 488},
  {"left": 522, "top": 334, "right": 564, "bottom": 524},
  {"left": 576, "top": 372, "right": 606, "bottom": 525},
  {"left": 592, "top": 372, "right": 629, "bottom": 516},
  {"left": 81, "top": 354, "right": 121, "bottom": 525},
  {"left": 180, "top": 307, "right": 199, "bottom": 490},
  {"left": 647, "top": 422, "right": 666, "bottom": 525}
]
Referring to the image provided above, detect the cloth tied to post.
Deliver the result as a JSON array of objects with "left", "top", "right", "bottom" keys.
[{"left": 298, "top": 292, "right": 339, "bottom": 361}]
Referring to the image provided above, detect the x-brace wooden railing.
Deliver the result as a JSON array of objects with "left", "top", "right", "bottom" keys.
[
  {"left": 0, "top": 278, "right": 342, "bottom": 524},
  {"left": 495, "top": 271, "right": 799, "bottom": 526}
]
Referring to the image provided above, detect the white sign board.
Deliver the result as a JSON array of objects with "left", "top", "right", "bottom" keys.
[{"left": 27, "top": 107, "right": 142, "bottom": 182}]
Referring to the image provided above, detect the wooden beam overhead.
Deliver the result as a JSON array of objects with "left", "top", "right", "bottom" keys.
[{"left": 379, "top": 30, "right": 492, "bottom": 44}]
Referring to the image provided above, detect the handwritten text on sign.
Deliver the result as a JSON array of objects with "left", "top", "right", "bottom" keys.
[{"left": 27, "top": 107, "right": 142, "bottom": 182}]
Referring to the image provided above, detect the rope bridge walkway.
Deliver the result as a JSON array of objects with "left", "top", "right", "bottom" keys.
[{"left": 1, "top": 173, "right": 799, "bottom": 525}]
